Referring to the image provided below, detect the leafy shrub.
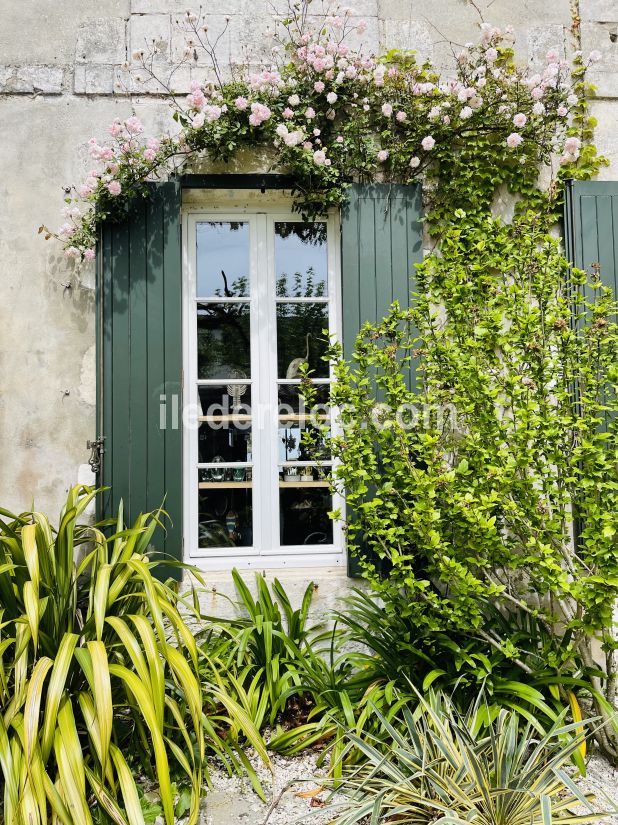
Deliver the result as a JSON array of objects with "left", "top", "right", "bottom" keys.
[
  {"left": 0, "top": 486, "right": 204, "bottom": 825},
  {"left": 303, "top": 216, "right": 618, "bottom": 757},
  {"left": 337, "top": 589, "right": 595, "bottom": 738},
  {"left": 332, "top": 691, "right": 603, "bottom": 825}
]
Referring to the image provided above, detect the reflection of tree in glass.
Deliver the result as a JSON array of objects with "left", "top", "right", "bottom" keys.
[
  {"left": 275, "top": 222, "right": 327, "bottom": 244},
  {"left": 209, "top": 272, "right": 249, "bottom": 298},
  {"left": 277, "top": 299, "right": 329, "bottom": 377},
  {"left": 197, "top": 303, "right": 251, "bottom": 380},
  {"left": 276, "top": 268, "right": 326, "bottom": 299}
]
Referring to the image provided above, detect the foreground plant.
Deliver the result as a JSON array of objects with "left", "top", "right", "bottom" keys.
[
  {"left": 0, "top": 486, "right": 203, "bottom": 825},
  {"left": 331, "top": 691, "right": 604, "bottom": 825},
  {"left": 302, "top": 214, "right": 618, "bottom": 758}
]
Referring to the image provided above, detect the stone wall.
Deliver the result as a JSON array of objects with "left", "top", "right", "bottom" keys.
[{"left": 0, "top": 0, "right": 616, "bottom": 606}]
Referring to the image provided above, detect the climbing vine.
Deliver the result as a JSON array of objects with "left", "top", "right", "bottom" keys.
[{"left": 43, "top": 3, "right": 604, "bottom": 257}]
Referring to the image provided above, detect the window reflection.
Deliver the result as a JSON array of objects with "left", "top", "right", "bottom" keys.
[
  {"left": 276, "top": 303, "right": 329, "bottom": 378},
  {"left": 197, "top": 222, "right": 250, "bottom": 298},
  {"left": 197, "top": 303, "right": 251, "bottom": 379},
  {"left": 275, "top": 222, "right": 328, "bottom": 297}
]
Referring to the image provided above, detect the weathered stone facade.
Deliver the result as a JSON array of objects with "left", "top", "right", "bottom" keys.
[{"left": 0, "top": 0, "right": 616, "bottom": 598}]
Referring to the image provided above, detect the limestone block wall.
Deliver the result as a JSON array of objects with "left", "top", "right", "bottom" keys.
[{"left": 0, "top": 0, "right": 616, "bottom": 605}]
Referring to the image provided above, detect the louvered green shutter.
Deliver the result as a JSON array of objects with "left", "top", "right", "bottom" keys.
[
  {"left": 97, "top": 181, "right": 183, "bottom": 580},
  {"left": 341, "top": 183, "right": 424, "bottom": 576}
]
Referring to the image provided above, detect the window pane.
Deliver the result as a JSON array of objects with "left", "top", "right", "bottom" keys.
[
  {"left": 198, "top": 303, "right": 251, "bottom": 379},
  {"left": 275, "top": 222, "right": 328, "bottom": 297},
  {"left": 199, "top": 484, "right": 253, "bottom": 548},
  {"left": 199, "top": 385, "right": 252, "bottom": 416},
  {"left": 197, "top": 221, "right": 250, "bottom": 298},
  {"left": 278, "top": 383, "right": 329, "bottom": 414},
  {"left": 279, "top": 479, "right": 333, "bottom": 546},
  {"left": 279, "top": 420, "right": 330, "bottom": 463},
  {"left": 277, "top": 303, "right": 329, "bottom": 378},
  {"left": 199, "top": 422, "right": 252, "bottom": 464}
]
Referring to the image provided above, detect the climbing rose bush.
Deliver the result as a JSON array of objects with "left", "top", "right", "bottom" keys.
[{"left": 43, "top": 5, "right": 603, "bottom": 259}]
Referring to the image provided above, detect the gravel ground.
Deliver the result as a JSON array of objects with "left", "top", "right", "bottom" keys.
[
  {"left": 203, "top": 747, "right": 342, "bottom": 825},
  {"left": 576, "top": 753, "right": 618, "bottom": 825}
]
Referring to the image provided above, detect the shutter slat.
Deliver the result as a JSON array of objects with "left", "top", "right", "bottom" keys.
[
  {"left": 98, "top": 181, "right": 183, "bottom": 580},
  {"left": 341, "top": 183, "right": 423, "bottom": 577}
]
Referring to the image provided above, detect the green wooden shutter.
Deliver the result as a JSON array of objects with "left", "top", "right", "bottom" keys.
[
  {"left": 97, "top": 181, "right": 183, "bottom": 580},
  {"left": 341, "top": 183, "right": 424, "bottom": 576},
  {"left": 564, "top": 180, "right": 618, "bottom": 297}
]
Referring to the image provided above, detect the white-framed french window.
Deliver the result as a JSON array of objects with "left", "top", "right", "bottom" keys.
[{"left": 182, "top": 194, "right": 344, "bottom": 570}]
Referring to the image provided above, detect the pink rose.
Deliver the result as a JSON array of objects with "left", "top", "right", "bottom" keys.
[
  {"left": 125, "top": 116, "right": 143, "bottom": 135},
  {"left": 106, "top": 180, "right": 122, "bottom": 196},
  {"left": 84, "top": 249, "right": 96, "bottom": 260},
  {"left": 234, "top": 96, "right": 249, "bottom": 110},
  {"left": 513, "top": 113, "right": 527, "bottom": 128},
  {"left": 377, "top": 149, "right": 389, "bottom": 162},
  {"left": 421, "top": 135, "right": 435, "bottom": 151},
  {"left": 506, "top": 132, "right": 523, "bottom": 148}
]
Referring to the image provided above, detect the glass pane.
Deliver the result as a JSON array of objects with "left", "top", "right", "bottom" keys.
[
  {"left": 199, "top": 384, "right": 252, "bottom": 416},
  {"left": 279, "top": 420, "right": 330, "bottom": 463},
  {"left": 277, "top": 303, "right": 329, "bottom": 378},
  {"left": 199, "top": 422, "right": 253, "bottom": 464},
  {"left": 275, "top": 222, "right": 328, "bottom": 297},
  {"left": 279, "top": 482, "right": 333, "bottom": 546},
  {"left": 278, "top": 383, "right": 329, "bottom": 414},
  {"left": 199, "top": 484, "right": 253, "bottom": 548},
  {"left": 198, "top": 303, "right": 250, "bottom": 380},
  {"left": 197, "top": 221, "right": 250, "bottom": 298}
]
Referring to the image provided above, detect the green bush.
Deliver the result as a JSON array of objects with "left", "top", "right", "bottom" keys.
[{"left": 302, "top": 215, "right": 618, "bottom": 758}]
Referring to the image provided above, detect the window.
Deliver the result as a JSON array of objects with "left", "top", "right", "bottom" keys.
[{"left": 183, "top": 200, "right": 344, "bottom": 568}]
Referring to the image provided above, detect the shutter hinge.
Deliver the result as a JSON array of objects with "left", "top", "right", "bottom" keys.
[{"left": 87, "top": 436, "right": 105, "bottom": 475}]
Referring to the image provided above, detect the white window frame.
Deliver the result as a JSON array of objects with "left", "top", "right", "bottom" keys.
[{"left": 182, "top": 194, "right": 345, "bottom": 570}]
